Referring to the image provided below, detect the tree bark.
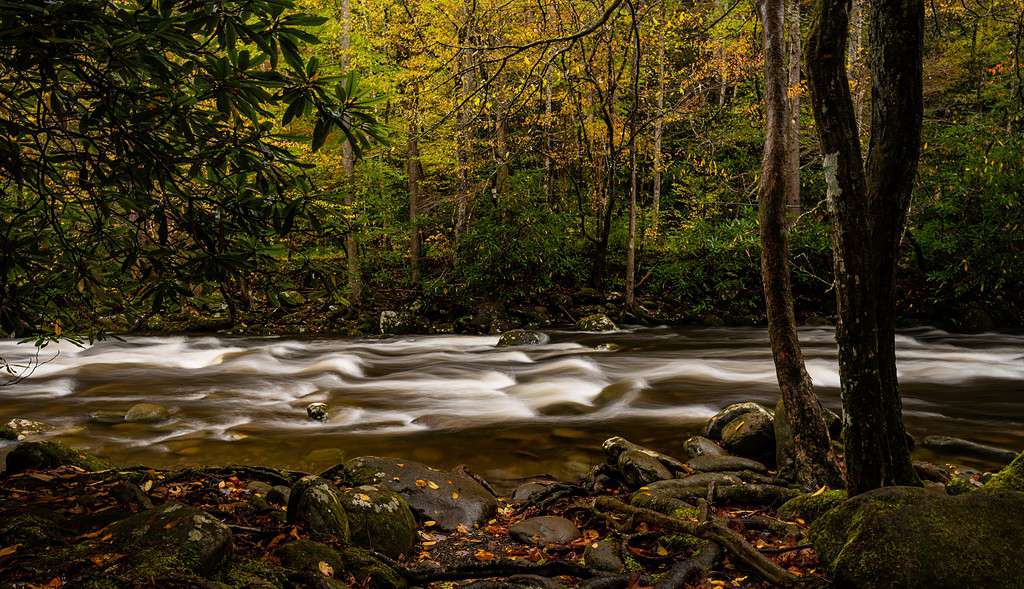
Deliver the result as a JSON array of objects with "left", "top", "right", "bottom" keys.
[
  {"left": 759, "top": 0, "right": 843, "bottom": 489},
  {"left": 340, "top": 0, "right": 361, "bottom": 303},
  {"left": 407, "top": 116, "right": 423, "bottom": 286},
  {"left": 784, "top": 0, "right": 801, "bottom": 219},
  {"left": 625, "top": 6, "right": 640, "bottom": 308},
  {"left": 806, "top": 0, "right": 923, "bottom": 495},
  {"left": 455, "top": 3, "right": 475, "bottom": 245},
  {"left": 651, "top": 0, "right": 666, "bottom": 236}
]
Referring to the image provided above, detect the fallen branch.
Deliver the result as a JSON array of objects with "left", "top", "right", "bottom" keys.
[{"left": 593, "top": 496, "right": 799, "bottom": 586}]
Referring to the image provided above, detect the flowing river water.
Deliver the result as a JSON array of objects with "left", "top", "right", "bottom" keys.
[{"left": 1, "top": 327, "right": 1022, "bottom": 487}]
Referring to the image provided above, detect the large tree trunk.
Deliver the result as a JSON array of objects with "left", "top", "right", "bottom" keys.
[
  {"left": 807, "top": 0, "right": 923, "bottom": 495},
  {"left": 784, "top": 0, "right": 801, "bottom": 218},
  {"left": 341, "top": 0, "right": 361, "bottom": 304},
  {"left": 407, "top": 117, "right": 423, "bottom": 286},
  {"left": 759, "top": 0, "right": 843, "bottom": 489}
]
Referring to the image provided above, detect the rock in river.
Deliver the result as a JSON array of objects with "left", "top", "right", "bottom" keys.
[
  {"left": 1, "top": 418, "right": 54, "bottom": 440},
  {"left": 704, "top": 402, "right": 773, "bottom": 441},
  {"left": 339, "top": 485, "right": 417, "bottom": 558},
  {"left": 124, "top": 402, "right": 170, "bottom": 423},
  {"left": 306, "top": 402, "right": 329, "bottom": 422},
  {"left": 340, "top": 456, "right": 497, "bottom": 531},
  {"left": 811, "top": 486, "right": 1024, "bottom": 588},
  {"left": 5, "top": 441, "right": 111, "bottom": 474},
  {"left": 287, "top": 475, "right": 350, "bottom": 542},
  {"left": 509, "top": 516, "right": 581, "bottom": 545},
  {"left": 497, "top": 329, "right": 548, "bottom": 347},
  {"left": 576, "top": 313, "right": 617, "bottom": 332},
  {"left": 721, "top": 411, "right": 776, "bottom": 463}
]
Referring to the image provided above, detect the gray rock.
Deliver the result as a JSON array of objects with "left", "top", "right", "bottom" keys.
[
  {"left": 511, "top": 481, "right": 555, "bottom": 505},
  {"left": 617, "top": 449, "right": 673, "bottom": 487},
  {"left": 686, "top": 454, "right": 767, "bottom": 474},
  {"left": 497, "top": 329, "right": 548, "bottom": 347},
  {"left": 922, "top": 435, "right": 1019, "bottom": 465},
  {"left": 342, "top": 456, "right": 497, "bottom": 531},
  {"left": 509, "top": 516, "right": 581, "bottom": 545},
  {"left": 682, "top": 435, "right": 725, "bottom": 459},
  {"left": 576, "top": 313, "right": 617, "bottom": 332},
  {"left": 108, "top": 502, "right": 233, "bottom": 577},
  {"left": 267, "top": 485, "right": 291, "bottom": 506},
  {"left": 721, "top": 411, "right": 775, "bottom": 463},
  {"left": 339, "top": 485, "right": 417, "bottom": 558},
  {"left": 583, "top": 539, "right": 624, "bottom": 573},
  {"left": 306, "top": 402, "right": 329, "bottom": 422},
  {"left": 812, "top": 486, "right": 1024, "bottom": 588},
  {"left": 704, "top": 402, "right": 773, "bottom": 441},
  {"left": 286, "top": 475, "right": 350, "bottom": 541},
  {"left": 602, "top": 436, "right": 687, "bottom": 474},
  {"left": 124, "top": 402, "right": 170, "bottom": 423}
]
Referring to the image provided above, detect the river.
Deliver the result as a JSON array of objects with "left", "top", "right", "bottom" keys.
[{"left": 1, "top": 327, "right": 1021, "bottom": 486}]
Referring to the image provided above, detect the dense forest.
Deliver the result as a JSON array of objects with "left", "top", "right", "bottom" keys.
[{"left": 2, "top": 0, "right": 1021, "bottom": 340}]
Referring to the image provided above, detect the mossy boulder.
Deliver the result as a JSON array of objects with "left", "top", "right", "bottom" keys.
[
  {"left": 810, "top": 486, "right": 1024, "bottom": 588},
  {"left": 0, "top": 513, "right": 66, "bottom": 548},
  {"left": 982, "top": 450, "right": 1024, "bottom": 493},
  {"left": 107, "top": 502, "right": 233, "bottom": 578},
  {"left": 497, "top": 329, "right": 548, "bottom": 347},
  {"left": 340, "top": 546, "right": 407, "bottom": 589},
  {"left": 287, "top": 476, "right": 350, "bottom": 542},
  {"left": 777, "top": 489, "right": 847, "bottom": 523},
  {"left": 5, "top": 441, "right": 111, "bottom": 474},
  {"left": 576, "top": 313, "right": 617, "bottom": 331},
  {"left": 222, "top": 557, "right": 289, "bottom": 589},
  {"left": 124, "top": 402, "right": 170, "bottom": 423},
  {"left": 340, "top": 457, "right": 496, "bottom": 531},
  {"left": 338, "top": 485, "right": 417, "bottom": 558},
  {"left": 277, "top": 539, "right": 345, "bottom": 575}
]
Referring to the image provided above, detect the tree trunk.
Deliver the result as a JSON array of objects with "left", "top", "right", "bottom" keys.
[
  {"left": 784, "top": 0, "right": 801, "bottom": 219},
  {"left": 849, "top": 0, "right": 867, "bottom": 131},
  {"left": 651, "top": 0, "right": 666, "bottom": 236},
  {"left": 807, "top": 0, "right": 923, "bottom": 495},
  {"left": 544, "top": 73, "right": 554, "bottom": 205},
  {"left": 455, "top": 4, "right": 475, "bottom": 245},
  {"left": 341, "top": 0, "right": 361, "bottom": 303},
  {"left": 759, "top": 0, "right": 843, "bottom": 489},
  {"left": 625, "top": 11, "right": 640, "bottom": 308},
  {"left": 407, "top": 117, "right": 423, "bottom": 286}
]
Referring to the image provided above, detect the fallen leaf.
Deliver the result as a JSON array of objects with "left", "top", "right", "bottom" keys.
[
  {"left": 423, "top": 520, "right": 437, "bottom": 527},
  {"left": 141, "top": 480, "right": 153, "bottom": 492},
  {"left": 415, "top": 479, "right": 427, "bottom": 488},
  {"left": 810, "top": 485, "right": 828, "bottom": 497},
  {"left": 427, "top": 481, "right": 440, "bottom": 490},
  {"left": 0, "top": 544, "right": 20, "bottom": 558},
  {"left": 318, "top": 561, "right": 334, "bottom": 576},
  {"left": 474, "top": 549, "right": 495, "bottom": 561},
  {"left": 451, "top": 490, "right": 460, "bottom": 500},
  {"left": 355, "top": 493, "right": 371, "bottom": 502}
]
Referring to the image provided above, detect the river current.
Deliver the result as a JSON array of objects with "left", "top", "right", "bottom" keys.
[{"left": 1, "top": 327, "right": 1021, "bottom": 486}]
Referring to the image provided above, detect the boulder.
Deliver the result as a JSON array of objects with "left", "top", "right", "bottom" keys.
[
  {"left": 704, "top": 402, "right": 773, "bottom": 441},
  {"left": 341, "top": 456, "right": 496, "bottom": 530},
  {"left": 511, "top": 481, "right": 556, "bottom": 505},
  {"left": 306, "top": 402, "right": 329, "bottom": 422},
  {"left": 108, "top": 502, "right": 233, "bottom": 577},
  {"left": 583, "top": 539, "right": 625, "bottom": 573},
  {"left": 497, "top": 329, "right": 548, "bottom": 347},
  {"left": 982, "top": 450, "right": 1024, "bottom": 493},
  {"left": 1, "top": 418, "right": 54, "bottom": 440},
  {"left": 602, "top": 437, "right": 687, "bottom": 474},
  {"left": 509, "top": 516, "right": 581, "bottom": 545},
  {"left": 921, "top": 435, "right": 1019, "bottom": 465},
  {"left": 4, "top": 441, "right": 111, "bottom": 474},
  {"left": 576, "top": 313, "right": 617, "bottom": 332},
  {"left": 811, "top": 486, "right": 1024, "bottom": 588},
  {"left": 617, "top": 449, "right": 674, "bottom": 488},
  {"left": 721, "top": 411, "right": 775, "bottom": 463},
  {"left": 380, "top": 310, "right": 417, "bottom": 335},
  {"left": 685, "top": 454, "right": 767, "bottom": 474},
  {"left": 777, "top": 489, "right": 847, "bottom": 523},
  {"left": 339, "top": 485, "right": 417, "bottom": 558},
  {"left": 681, "top": 436, "right": 725, "bottom": 459},
  {"left": 286, "top": 475, "right": 350, "bottom": 541},
  {"left": 124, "top": 402, "right": 170, "bottom": 423}
]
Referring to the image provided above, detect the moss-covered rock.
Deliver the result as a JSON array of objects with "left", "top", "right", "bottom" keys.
[
  {"left": 982, "top": 450, "right": 1024, "bottom": 493},
  {"left": 777, "top": 489, "right": 846, "bottom": 523},
  {"left": 5, "top": 441, "right": 111, "bottom": 474},
  {"left": 575, "top": 313, "right": 617, "bottom": 332},
  {"left": 287, "top": 475, "right": 351, "bottom": 542},
  {"left": 1, "top": 418, "right": 55, "bottom": 440},
  {"left": 339, "top": 547, "right": 407, "bottom": 589},
  {"left": 497, "top": 329, "right": 548, "bottom": 347},
  {"left": 811, "top": 486, "right": 1024, "bottom": 588},
  {"left": 222, "top": 556, "right": 288, "bottom": 589},
  {"left": 338, "top": 485, "right": 416, "bottom": 558},
  {"left": 277, "top": 539, "right": 345, "bottom": 575},
  {"left": 0, "top": 512, "right": 66, "bottom": 548}
]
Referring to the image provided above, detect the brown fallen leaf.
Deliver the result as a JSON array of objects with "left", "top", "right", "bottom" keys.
[
  {"left": 0, "top": 544, "right": 20, "bottom": 558},
  {"left": 318, "top": 561, "right": 334, "bottom": 576},
  {"left": 474, "top": 549, "right": 495, "bottom": 561}
]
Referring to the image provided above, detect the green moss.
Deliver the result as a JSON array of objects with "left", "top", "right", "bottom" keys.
[
  {"left": 982, "top": 451, "right": 1024, "bottom": 493},
  {"left": 623, "top": 554, "right": 644, "bottom": 573},
  {"left": 945, "top": 477, "right": 978, "bottom": 495},
  {"left": 222, "top": 557, "right": 288, "bottom": 589},
  {"left": 777, "top": 489, "right": 846, "bottom": 523},
  {"left": 339, "top": 547, "right": 406, "bottom": 589},
  {"left": 277, "top": 539, "right": 345, "bottom": 574},
  {"left": 0, "top": 423, "right": 17, "bottom": 440},
  {"left": 660, "top": 533, "right": 707, "bottom": 553},
  {"left": 5, "top": 441, "right": 111, "bottom": 474},
  {"left": 668, "top": 506, "right": 699, "bottom": 520}
]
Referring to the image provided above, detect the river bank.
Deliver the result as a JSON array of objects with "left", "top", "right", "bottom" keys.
[{"left": 2, "top": 400, "right": 1023, "bottom": 589}]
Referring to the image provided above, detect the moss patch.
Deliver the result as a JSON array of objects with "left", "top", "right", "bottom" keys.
[
  {"left": 777, "top": 489, "right": 846, "bottom": 523},
  {"left": 982, "top": 451, "right": 1024, "bottom": 493},
  {"left": 5, "top": 441, "right": 111, "bottom": 474}
]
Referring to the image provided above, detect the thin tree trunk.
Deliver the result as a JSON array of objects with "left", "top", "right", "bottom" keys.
[
  {"left": 625, "top": 7, "right": 640, "bottom": 308},
  {"left": 455, "top": 4, "right": 475, "bottom": 244},
  {"left": 651, "top": 0, "right": 666, "bottom": 236},
  {"left": 495, "top": 91, "right": 509, "bottom": 200},
  {"left": 784, "top": 0, "right": 801, "bottom": 219},
  {"left": 760, "top": 0, "right": 843, "bottom": 489},
  {"left": 407, "top": 116, "right": 423, "bottom": 286},
  {"left": 341, "top": 0, "right": 360, "bottom": 303},
  {"left": 849, "top": 0, "right": 867, "bottom": 131},
  {"left": 807, "top": 0, "right": 923, "bottom": 495},
  {"left": 544, "top": 73, "right": 554, "bottom": 204}
]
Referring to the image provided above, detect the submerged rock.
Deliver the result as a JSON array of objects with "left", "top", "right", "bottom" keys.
[
  {"left": 576, "top": 313, "right": 617, "bottom": 332},
  {"left": 286, "top": 475, "right": 350, "bottom": 541},
  {"left": 497, "top": 329, "right": 548, "bottom": 347},
  {"left": 922, "top": 435, "right": 1019, "bottom": 465},
  {"left": 509, "top": 516, "right": 581, "bottom": 545},
  {"left": 811, "top": 486, "right": 1024, "bottom": 588},
  {"left": 704, "top": 402, "right": 773, "bottom": 441},
  {"left": 89, "top": 410, "right": 126, "bottom": 425},
  {"left": 339, "top": 485, "right": 417, "bottom": 558},
  {"left": 306, "top": 402, "right": 329, "bottom": 422},
  {"left": 681, "top": 435, "right": 725, "bottom": 459},
  {"left": 108, "top": 502, "right": 233, "bottom": 577},
  {"left": 124, "top": 402, "right": 170, "bottom": 423},
  {"left": 1, "top": 418, "right": 54, "bottom": 440},
  {"left": 5, "top": 441, "right": 111, "bottom": 474},
  {"left": 341, "top": 456, "right": 497, "bottom": 530}
]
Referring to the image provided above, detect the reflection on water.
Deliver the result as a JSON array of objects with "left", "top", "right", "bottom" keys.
[{"left": 1, "top": 327, "right": 1022, "bottom": 485}]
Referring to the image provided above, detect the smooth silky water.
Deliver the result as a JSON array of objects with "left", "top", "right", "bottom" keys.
[{"left": 1, "top": 327, "right": 1022, "bottom": 490}]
